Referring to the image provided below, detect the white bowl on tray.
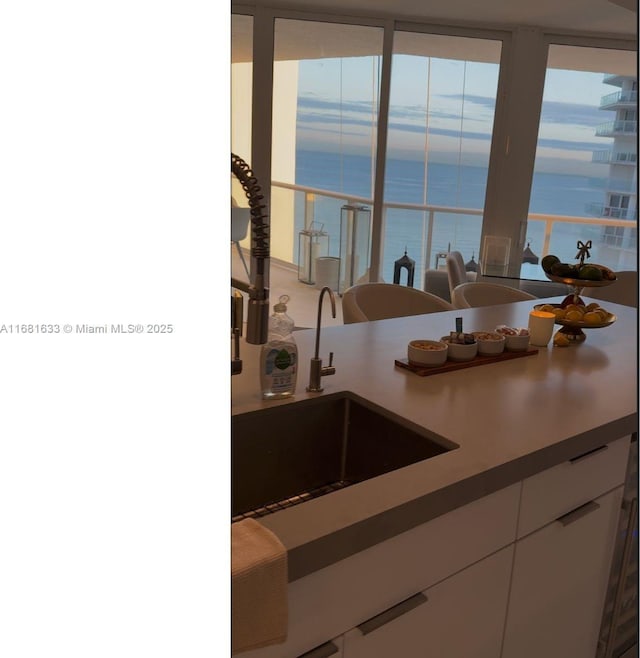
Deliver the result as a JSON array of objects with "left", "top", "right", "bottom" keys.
[
  {"left": 495, "top": 325, "right": 530, "bottom": 352},
  {"left": 440, "top": 335, "right": 478, "bottom": 362},
  {"left": 407, "top": 339, "right": 448, "bottom": 367},
  {"left": 471, "top": 331, "right": 506, "bottom": 356}
]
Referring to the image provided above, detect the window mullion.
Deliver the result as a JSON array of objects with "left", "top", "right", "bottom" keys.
[
  {"left": 481, "top": 27, "right": 548, "bottom": 278},
  {"left": 369, "top": 20, "right": 395, "bottom": 282}
]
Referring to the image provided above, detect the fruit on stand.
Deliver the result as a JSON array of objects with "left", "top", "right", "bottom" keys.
[
  {"left": 553, "top": 331, "right": 571, "bottom": 347},
  {"left": 541, "top": 255, "right": 560, "bottom": 273},
  {"left": 540, "top": 253, "right": 616, "bottom": 282},
  {"left": 540, "top": 302, "right": 611, "bottom": 325},
  {"left": 578, "top": 265, "right": 603, "bottom": 281},
  {"left": 541, "top": 300, "right": 615, "bottom": 345}
]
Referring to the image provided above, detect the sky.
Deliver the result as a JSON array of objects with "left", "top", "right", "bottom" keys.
[{"left": 291, "top": 54, "right": 626, "bottom": 176}]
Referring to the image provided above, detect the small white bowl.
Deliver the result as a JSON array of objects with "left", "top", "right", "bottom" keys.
[
  {"left": 408, "top": 339, "right": 448, "bottom": 367},
  {"left": 471, "top": 331, "right": 506, "bottom": 356},
  {"left": 440, "top": 336, "right": 478, "bottom": 362},
  {"left": 496, "top": 326, "right": 531, "bottom": 352}
]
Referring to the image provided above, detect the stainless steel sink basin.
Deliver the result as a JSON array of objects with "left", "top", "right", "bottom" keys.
[{"left": 232, "top": 391, "right": 456, "bottom": 522}]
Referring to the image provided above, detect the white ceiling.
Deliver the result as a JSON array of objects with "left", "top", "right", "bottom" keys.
[{"left": 240, "top": 0, "right": 638, "bottom": 38}]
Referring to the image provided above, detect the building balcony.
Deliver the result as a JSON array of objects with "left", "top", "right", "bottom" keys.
[
  {"left": 588, "top": 175, "right": 637, "bottom": 195},
  {"left": 595, "top": 120, "right": 638, "bottom": 137},
  {"left": 600, "top": 89, "right": 638, "bottom": 109},
  {"left": 592, "top": 149, "right": 637, "bottom": 165},
  {"left": 602, "top": 73, "right": 629, "bottom": 87},
  {"left": 585, "top": 202, "right": 637, "bottom": 221}
]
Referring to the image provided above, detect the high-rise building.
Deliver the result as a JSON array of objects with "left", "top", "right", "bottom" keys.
[{"left": 590, "top": 74, "right": 637, "bottom": 258}]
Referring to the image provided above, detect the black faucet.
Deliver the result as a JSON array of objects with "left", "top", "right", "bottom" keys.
[{"left": 307, "top": 286, "right": 337, "bottom": 392}]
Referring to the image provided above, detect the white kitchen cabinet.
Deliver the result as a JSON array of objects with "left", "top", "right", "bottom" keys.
[
  {"left": 502, "top": 486, "right": 624, "bottom": 658},
  {"left": 240, "top": 484, "right": 520, "bottom": 658},
  {"left": 342, "top": 545, "right": 514, "bottom": 658},
  {"left": 237, "top": 440, "right": 631, "bottom": 658},
  {"left": 517, "top": 436, "right": 631, "bottom": 538}
]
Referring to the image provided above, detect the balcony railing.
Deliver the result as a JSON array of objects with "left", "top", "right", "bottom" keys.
[
  {"left": 595, "top": 120, "right": 638, "bottom": 136},
  {"left": 600, "top": 90, "right": 638, "bottom": 108},
  {"left": 589, "top": 176, "right": 638, "bottom": 194},
  {"left": 585, "top": 202, "right": 638, "bottom": 221},
  {"left": 592, "top": 149, "right": 638, "bottom": 165},
  {"left": 272, "top": 180, "right": 637, "bottom": 278}
]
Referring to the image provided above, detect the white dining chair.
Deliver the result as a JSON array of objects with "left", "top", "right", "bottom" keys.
[
  {"left": 452, "top": 282, "right": 537, "bottom": 309},
  {"left": 342, "top": 283, "right": 454, "bottom": 324},
  {"left": 445, "top": 251, "right": 477, "bottom": 301}
]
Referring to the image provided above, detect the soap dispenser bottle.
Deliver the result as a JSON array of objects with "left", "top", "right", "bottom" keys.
[{"left": 260, "top": 295, "right": 298, "bottom": 400}]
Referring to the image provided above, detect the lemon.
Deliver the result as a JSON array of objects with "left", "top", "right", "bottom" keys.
[
  {"left": 565, "top": 310, "right": 583, "bottom": 322},
  {"left": 565, "top": 304, "right": 584, "bottom": 315},
  {"left": 539, "top": 304, "right": 556, "bottom": 313},
  {"left": 585, "top": 302, "right": 601, "bottom": 312},
  {"left": 553, "top": 308, "right": 566, "bottom": 320},
  {"left": 553, "top": 332, "right": 570, "bottom": 347},
  {"left": 583, "top": 311, "right": 602, "bottom": 325}
]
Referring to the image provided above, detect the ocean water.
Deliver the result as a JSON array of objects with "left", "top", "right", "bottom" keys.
[{"left": 294, "top": 149, "right": 635, "bottom": 282}]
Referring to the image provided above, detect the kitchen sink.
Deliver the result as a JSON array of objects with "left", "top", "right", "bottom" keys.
[{"left": 232, "top": 391, "right": 456, "bottom": 522}]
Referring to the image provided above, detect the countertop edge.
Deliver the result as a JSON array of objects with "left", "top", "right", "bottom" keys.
[{"left": 284, "top": 413, "right": 638, "bottom": 582}]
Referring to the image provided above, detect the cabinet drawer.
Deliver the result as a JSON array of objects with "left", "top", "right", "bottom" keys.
[
  {"left": 517, "top": 435, "right": 630, "bottom": 538},
  {"left": 503, "top": 486, "right": 624, "bottom": 658},
  {"left": 342, "top": 545, "right": 514, "bottom": 658},
  {"left": 241, "top": 483, "right": 520, "bottom": 658}
]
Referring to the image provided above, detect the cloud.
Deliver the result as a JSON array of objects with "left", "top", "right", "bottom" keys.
[
  {"left": 296, "top": 94, "right": 606, "bottom": 153},
  {"left": 439, "top": 93, "right": 604, "bottom": 127}
]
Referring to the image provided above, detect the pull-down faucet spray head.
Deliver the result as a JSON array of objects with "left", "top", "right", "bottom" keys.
[{"left": 231, "top": 153, "right": 270, "bottom": 345}]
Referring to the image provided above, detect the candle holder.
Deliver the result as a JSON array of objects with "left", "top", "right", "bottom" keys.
[
  {"left": 298, "top": 223, "right": 329, "bottom": 285},
  {"left": 339, "top": 205, "right": 371, "bottom": 294}
]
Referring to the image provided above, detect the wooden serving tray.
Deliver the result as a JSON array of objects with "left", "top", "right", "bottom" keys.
[{"left": 395, "top": 348, "right": 539, "bottom": 377}]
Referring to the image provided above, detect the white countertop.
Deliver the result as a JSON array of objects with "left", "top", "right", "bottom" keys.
[{"left": 231, "top": 296, "right": 638, "bottom": 581}]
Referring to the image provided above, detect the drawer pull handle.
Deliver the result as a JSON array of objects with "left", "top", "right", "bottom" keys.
[
  {"left": 357, "top": 592, "right": 428, "bottom": 636},
  {"left": 569, "top": 444, "right": 608, "bottom": 464},
  {"left": 556, "top": 500, "right": 600, "bottom": 527},
  {"left": 297, "top": 640, "right": 339, "bottom": 658}
]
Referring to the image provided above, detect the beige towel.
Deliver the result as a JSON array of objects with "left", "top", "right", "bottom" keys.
[{"left": 231, "top": 518, "right": 288, "bottom": 655}]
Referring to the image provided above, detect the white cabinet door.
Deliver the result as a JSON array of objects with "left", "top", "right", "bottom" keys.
[
  {"left": 502, "top": 486, "right": 623, "bottom": 658},
  {"left": 342, "top": 545, "right": 514, "bottom": 658}
]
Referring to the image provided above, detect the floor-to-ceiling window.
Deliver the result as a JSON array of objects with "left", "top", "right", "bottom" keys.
[
  {"left": 525, "top": 44, "right": 637, "bottom": 275},
  {"left": 271, "top": 18, "right": 383, "bottom": 272},
  {"left": 382, "top": 30, "right": 501, "bottom": 284},
  {"left": 231, "top": 7, "right": 637, "bottom": 288}
]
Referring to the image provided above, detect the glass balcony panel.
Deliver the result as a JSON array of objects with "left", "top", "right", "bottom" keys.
[
  {"left": 595, "top": 119, "right": 638, "bottom": 136},
  {"left": 380, "top": 208, "right": 482, "bottom": 287},
  {"left": 600, "top": 89, "right": 639, "bottom": 108}
]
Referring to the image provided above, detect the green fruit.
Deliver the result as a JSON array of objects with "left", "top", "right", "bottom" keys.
[
  {"left": 541, "top": 255, "right": 560, "bottom": 273},
  {"left": 551, "top": 263, "right": 577, "bottom": 277},
  {"left": 578, "top": 265, "right": 603, "bottom": 281}
]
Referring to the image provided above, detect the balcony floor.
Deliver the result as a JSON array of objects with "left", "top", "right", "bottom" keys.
[{"left": 232, "top": 246, "right": 344, "bottom": 329}]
